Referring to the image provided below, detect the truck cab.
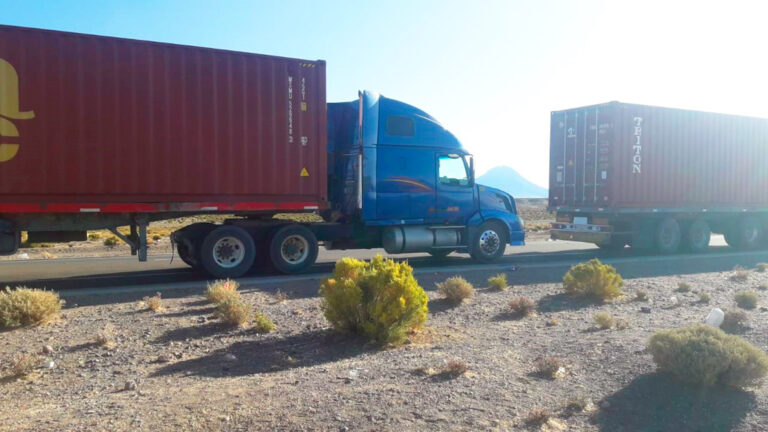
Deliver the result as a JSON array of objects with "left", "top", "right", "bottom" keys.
[{"left": 326, "top": 91, "right": 524, "bottom": 261}]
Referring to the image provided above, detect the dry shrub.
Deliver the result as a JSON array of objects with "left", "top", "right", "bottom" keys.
[
  {"left": 614, "top": 318, "right": 630, "bottom": 330},
  {"left": 634, "top": 290, "right": 649, "bottom": 302},
  {"left": 87, "top": 232, "right": 102, "bottom": 241},
  {"left": 676, "top": 282, "right": 691, "bottom": 292},
  {"left": 436, "top": 276, "right": 474, "bottom": 303},
  {"left": 563, "top": 395, "right": 590, "bottom": 415},
  {"left": 721, "top": 309, "right": 749, "bottom": 334},
  {"left": 524, "top": 408, "right": 550, "bottom": 426},
  {"left": 10, "top": 353, "right": 39, "bottom": 377},
  {"left": 206, "top": 279, "right": 241, "bottom": 304},
  {"left": 440, "top": 359, "right": 468, "bottom": 377},
  {"left": 488, "top": 273, "right": 509, "bottom": 291},
  {"left": 648, "top": 324, "right": 768, "bottom": 387},
  {"left": 103, "top": 236, "right": 119, "bottom": 247},
  {"left": 319, "top": 256, "right": 428, "bottom": 345},
  {"left": 730, "top": 266, "right": 749, "bottom": 282},
  {"left": 593, "top": 312, "right": 614, "bottom": 330},
  {"left": 698, "top": 292, "right": 711, "bottom": 304},
  {"left": 216, "top": 297, "right": 252, "bottom": 327},
  {"left": 144, "top": 293, "right": 163, "bottom": 312},
  {"left": 756, "top": 262, "right": 768, "bottom": 273},
  {"left": 546, "top": 317, "right": 560, "bottom": 327},
  {"left": 735, "top": 291, "right": 758, "bottom": 310},
  {"left": 252, "top": 312, "right": 275, "bottom": 333},
  {"left": 535, "top": 356, "right": 564, "bottom": 378},
  {"left": 563, "top": 259, "right": 624, "bottom": 301},
  {"left": 95, "top": 323, "right": 116, "bottom": 348},
  {"left": 0, "top": 287, "right": 64, "bottom": 328},
  {"left": 509, "top": 297, "right": 536, "bottom": 317}
]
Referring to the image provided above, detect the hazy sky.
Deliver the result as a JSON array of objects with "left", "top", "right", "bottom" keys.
[{"left": 4, "top": 0, "right": 768, "bottom": 187}]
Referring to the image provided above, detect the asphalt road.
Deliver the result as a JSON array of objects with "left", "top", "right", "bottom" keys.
[{"left": 3, "top": 235, "right": 768, "bottom": 305}]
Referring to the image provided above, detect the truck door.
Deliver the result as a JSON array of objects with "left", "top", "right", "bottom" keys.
[
  {"left": 375, "top": 147, "right": 436, "bottom": 221},
  {"left": 435, "top": 154, "right": 476, "bottom": 223}
]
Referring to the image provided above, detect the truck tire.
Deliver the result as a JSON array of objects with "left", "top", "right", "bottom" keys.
[
  {"left": 655, "top": 217, "right": 681, "bottom": 254},
  {"left": 470, "top": 221, "right": 507, "bottom": 262},
  {"left": 177, "top": 243, "right": 200, "bottom": 269},
  {"left": 725, "top": 217, "right": 762, "bottom": 250},
  {"left": 269, "top": 224, "right": 319, "bottom": 274},
  {"left": 684, "top": 220, "right": 711, "bottom": 253},
  {"left": 200, "top": 226, "right": 256, "bottom": 278}
]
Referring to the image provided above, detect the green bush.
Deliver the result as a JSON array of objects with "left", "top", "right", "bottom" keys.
[
  {"left": 648, "top": 324, "right": 768, "bottom": 387},
  {"left": 436, "top": 276, "right": 474, "bottom": 303},
  {"left": 0, "top": 287, "right": 64, "bottom": 328},
  {"left": 252, "top": 312, "right": 276, "bottom": 333},
  {"left": 103, "top": 236, "right": 119, "bottom": 247},
  {"left": 488, "top": 273, "right": 509, "bottom": 291},
  {"left": 735, "top": 291, "right": 758, "bottom": 310},
  {"left": 319, "top": 255, "right": 428, "bottom": 345},
  {"left": 563, "top": 259, "right": 624, "bottom": 301}
]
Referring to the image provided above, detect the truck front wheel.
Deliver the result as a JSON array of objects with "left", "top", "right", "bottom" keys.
[
  {"left": 200, "top": 226, "right": 256, "bottom": 278},
  {"left": 655, "top": 217, "right": 681, "bottom": 254},
  {"left": 470, "top": 221, "right": 507, "bottom": 262},
  {"left": 269, "top": 225, "right": 319, "bottom": 274}
]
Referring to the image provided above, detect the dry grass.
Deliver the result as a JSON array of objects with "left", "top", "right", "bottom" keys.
[
  {"left": 216, "top": 297, "right": 252, "bottom": 327},
  {"left": 0, "top": 287, "right": 64, "bottom": 328},
  {"left": 524, "top": 408, "right": 551, "bottom": 426},
  {"left": 206, "top": 279, "right": 241, "bottom": 304},
  {"left": 735, "top": 290, "right": 758, "bottom": 310},
  {"left": 436, "top": 276, "right": 474, "bottom": 303},
  {"left": 487, "top": 273, "right": 509, "bottom": 291},
  {"left": 676, "top": 282, "right": 691, "bottom": 292},
  {"left": 535, "top": 356, "right": 564, "bottom": 379},
  {"left": 593, "top": 312, "right": 614, "bottom": 330},
  {"left": 95, "top": 323, "right": 116, "bottom": 348},
  {"left": 634, "top": 290, "right": 649, "bottom": 302},
  {"left": 563, "top": 395, "right": 590, "bottom": 415},
  {"left": 698, "top": 292, "right": 711, "bottom": 304},
  {"left": 730, "top": 266, "right": 750, "bottom": 282},
  {"left": 509, "top": 297, "right": 536, "bottom": 317},
  {"left": 143, "top": 293, "right": 163, "bottom": 312},
  {"left": 10, "top": 353, "right": 39, "bottom": 377},
  {"left": 614, "top": 317, "right": 630, "bottom": 330}
]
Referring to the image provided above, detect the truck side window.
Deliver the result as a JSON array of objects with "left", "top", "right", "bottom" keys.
[
  {"left": 386, "top": 116, "right": 414, "bottom": 137},
  {"left": 438, "top": 155, "right": 469, "bottom": 186}
]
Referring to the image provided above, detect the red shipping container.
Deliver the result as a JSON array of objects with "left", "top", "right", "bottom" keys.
[
  {"left": 0, "top": 25, "right": 327, "bottom": 214},
  {"left": 549, "top": 101, "right": 768, "bottom": 210}
]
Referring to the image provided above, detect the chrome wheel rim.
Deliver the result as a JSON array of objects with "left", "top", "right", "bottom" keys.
[
  {"left": 281, "top": 235, "right": 309, "bottom": 264},
  {"left": 212, "top": 236, "right": 245, "bottom": 268},
  {"left": 479, "top": 230, "right": 501, "bottom": 255}
]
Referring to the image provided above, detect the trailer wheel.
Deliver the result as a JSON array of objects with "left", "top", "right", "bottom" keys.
[
  {"left": 655, "top": 217, "right": 681, "bottom": 254},
  {"left": 269, "top": 225, "right": 318, "bottom": 274},
  {"left": 200, "top": 226, "right": 256, "bottom": 278},
  {"left": 726, "top": 217, "right": 763, "bottom": 250},
  {"left": 684, "top": 220, "right": 711, "bottom": 253},
  {"left": 470, "top": 221, "right": 507, "bottom": 262}
]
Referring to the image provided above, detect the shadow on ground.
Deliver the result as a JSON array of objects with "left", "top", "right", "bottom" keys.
[
  {"left": 537, "top": 293, "right": 595, "bottom": 312},
  {"left": 594, "top": 373, "right": 757, "bottom": 431},
  {"left": 151, "top": 329, "right": 367, "bottom": 377}
]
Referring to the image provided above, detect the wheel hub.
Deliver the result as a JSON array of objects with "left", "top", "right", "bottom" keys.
[
  {"left": 479, "top": 230, "right": 501, "bottom": 255},
  {"left": 212, "top": 236, "right": 245, "bottom": 268},
  {"left": 281, "top": 235, "right": 309, "bottom": 264}
]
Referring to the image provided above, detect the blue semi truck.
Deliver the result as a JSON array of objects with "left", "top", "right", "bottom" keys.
[{"left": 172, "top": 91, "right": 525, "bottom": 277}]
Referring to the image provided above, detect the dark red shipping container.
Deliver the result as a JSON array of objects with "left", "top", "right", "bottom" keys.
[
  {"left": 549, "top": 101, "right": 768, "bottom": 211},
  {"left": 0, "top": 25, "right": 327, "bottom": 214}
]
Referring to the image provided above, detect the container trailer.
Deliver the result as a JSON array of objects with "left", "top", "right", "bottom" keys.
[
  {"left": 550, "top": 101, "right": 768, "bottom": 253},
  {"left": 0, "top": 25, "right": 525, "bottom": 277}
]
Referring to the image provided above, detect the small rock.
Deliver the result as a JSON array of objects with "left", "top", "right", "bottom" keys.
[
  {"left": 124, "top": 380, "right": 137, "bottom": 391},
  {"left": 640, "top": 306, "right": 652, "bottom": 313},
  {"left": 155, "top": 354, "right": 171, "bottom": 363},
  {"left": 43, "top": 360, "right": 55, "bottom": 369},
  {"left": 17, "top": 253, "right": 29, "bottom": 259},
  {"left": 42, "top": 345, "right": 55, "bottom": 354},
  {"left": 223, "top": 353, "right": 237, "bottom": 362}
]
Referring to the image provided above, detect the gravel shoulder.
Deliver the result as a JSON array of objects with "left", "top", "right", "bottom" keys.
[{"left": 2, "top": 263, "right": 768, "bottom": 431}]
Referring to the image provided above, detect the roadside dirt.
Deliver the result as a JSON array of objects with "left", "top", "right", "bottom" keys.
[{"left": 2, "top": 263, "right": 767, "bottom": 431}]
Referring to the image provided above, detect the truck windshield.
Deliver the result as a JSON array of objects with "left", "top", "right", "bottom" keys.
[{"left": 438, "top": 155, "right": 470, "bottom": 186}]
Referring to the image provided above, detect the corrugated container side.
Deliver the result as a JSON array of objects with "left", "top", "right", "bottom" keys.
[
  {"left": 0, "top": 25, "right": 326, "bottom": 209},
  {"left": 550, "top": 102, "right": 768, "bottom": 211}
]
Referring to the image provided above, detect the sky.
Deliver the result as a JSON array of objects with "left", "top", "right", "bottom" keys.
[{"left": 4, "top": 0, "right": 768, "bottom": 187}]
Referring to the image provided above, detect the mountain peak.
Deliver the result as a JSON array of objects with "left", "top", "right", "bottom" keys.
[{"left": 476, "top": 166, "right": 548, "bottom": 198}]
